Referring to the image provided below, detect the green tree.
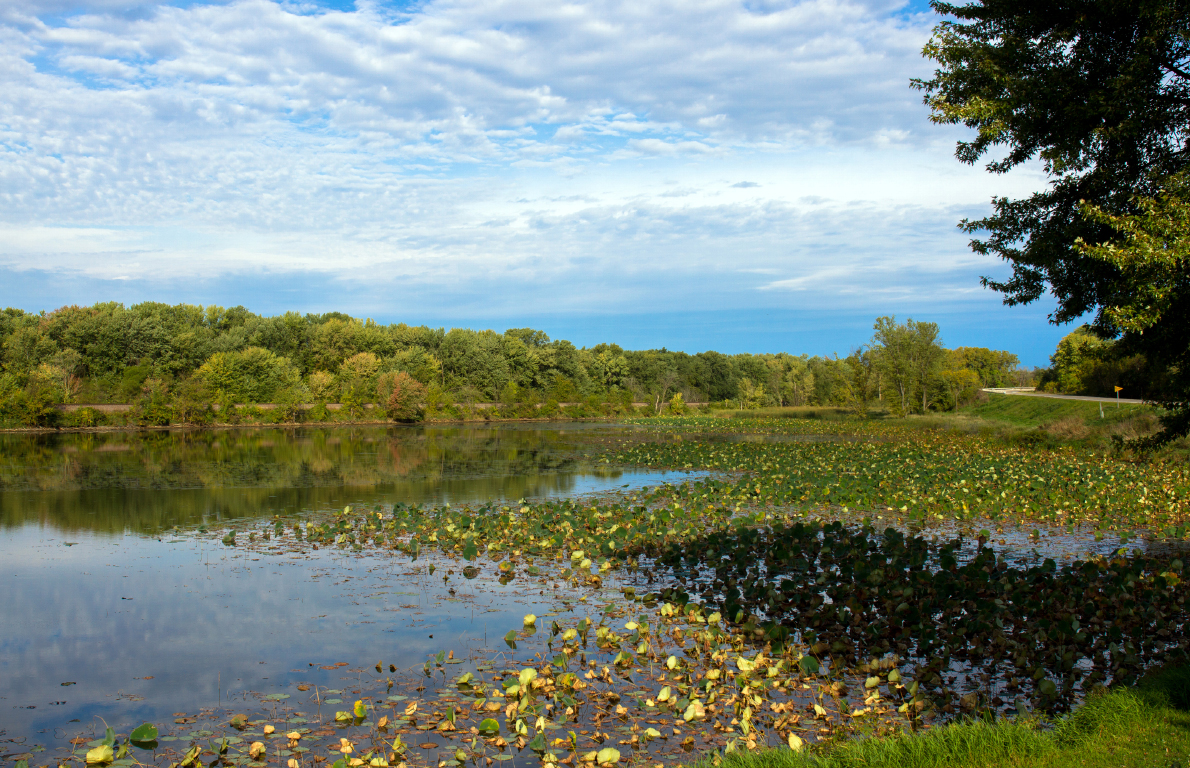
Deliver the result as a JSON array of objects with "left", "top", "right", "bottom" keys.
[
  {"left": 910, "top": 321, "right": 944, "bottom": 414},
  {"left": 1076, "top": 174, "right": 1190, "bottom": 428},
  {"left": 872, "top": 317, "right": 916, "bottom": 415},
  {"left": 196, "top": 347, "right": 302, "bottom": 403},
  {"left": 737, "top": 377, "right": 766, "bottom": 409},
  {"left": 916, "top": 0, "right": 1190, "bottom": 434},
  {"left": 843, "top": 349, "right": 875, "bottom": 417}
]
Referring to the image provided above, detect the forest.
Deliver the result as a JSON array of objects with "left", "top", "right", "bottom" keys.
[{"left": 0, "top": 302, "right": 1030, "bottom": 427}]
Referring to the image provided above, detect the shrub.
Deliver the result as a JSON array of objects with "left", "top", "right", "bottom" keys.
[
  {"left": 171, "top": 377, "right": 213, "bottom": 425},
  {"left": 274, "top": 386, "right": 307, "bottom": 423},
  {"left": 215, "top": 392, "right": 240, "bottom": 424},
  {"left": 385, "top": 372, "right": 426, "bottom": 422},
  {"left": 133, "top": 378, "right": 173, "bottom": 427},
  {"left": 15, "top": 377, "right": 62, "bottom": 427},
  {"left": 63, "top": 407, "right": 106, "bottom": 428}
]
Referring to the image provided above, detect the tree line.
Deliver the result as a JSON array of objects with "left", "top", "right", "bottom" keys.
[{"left": 0, "top": 303, "right": 1026, "bottom": 427}]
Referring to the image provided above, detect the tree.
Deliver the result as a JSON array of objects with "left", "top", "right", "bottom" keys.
[
  {"left": 1076, "top": 175, "right": 1190, "bottom": 430},
  {"left": 871, "top": 317, "right": 944, "bottom": 415},
  {"left": 195, "top": 347, "right": 302, "bottom": 403},
  {"left": 916, "top": 0, "right": 1190, "bottom": 435},
  {"left": 385, "top": 372, "right": 426, "bottom": 422},
  {"left": 737, "top": 377, "right": 766, "bottom": 409},
  {"left": 872, "top": 317, "right": 916, "bottom": 415},
  {"left": 909, "top": 321, "right": 944, "bottom": 414},
  {"left": 843, "top": 349, "right": 875, "bottom": 417}
]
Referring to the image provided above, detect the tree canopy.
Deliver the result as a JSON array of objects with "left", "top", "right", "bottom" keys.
[
  {"left": 0, "top": 302, "right": 1024, "bottom": 426},
  {"left": 916, "top": 0, "right": 1190, "bottom": 435}
]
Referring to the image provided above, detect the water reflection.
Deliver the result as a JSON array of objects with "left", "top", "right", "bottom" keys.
[
  {"left": 0, "top": 424, "right": 676, "bottom": 533},
  {"left": 0, "top": 423, "right": 697, "bottom": 747}
]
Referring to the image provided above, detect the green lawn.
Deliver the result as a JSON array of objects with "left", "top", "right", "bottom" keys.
[{"left": 961, "top": 393, "right": 1154, "bottom": 428}]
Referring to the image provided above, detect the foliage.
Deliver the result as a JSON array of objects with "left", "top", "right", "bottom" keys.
[
  {"left": 1039, "top": 327, "right": 1153, "bottom": 399},
  {"left": 0, "top": 302, "right": 1027, "bottom": 425},
  {"left": 133, "top": 378, "right": 173, "bottom": 427},
  {"left": 662, "top": 520, "right": 1186, "bottom": 710},
  {"left": 385, "top": 372, "right": 427, "bottom": 422},
  {"left": 1076, "top": 174, "right": 1190, "bottom": 436},
  {"left": 916, "top": 0, "right": 1190, "bottom": 434},
  {"left": 872, "top": 317, "right": 944, "bottom": 415},
  {"left": 737, "top": 378, "right": 766, "bottom": 409},
  {"left": 612, "top": 417, "right": 1190, "bottom": 529},
  {"left": 196, "top": 347, "right": 302, "bottom": 403}
]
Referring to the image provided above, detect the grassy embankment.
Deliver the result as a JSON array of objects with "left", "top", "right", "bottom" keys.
[
  {"left": 710, "top": 395, "right": 1185, "bottom": 456},
  {"left": 686, "top": 664, "right": 1190, "bottom": 768}
]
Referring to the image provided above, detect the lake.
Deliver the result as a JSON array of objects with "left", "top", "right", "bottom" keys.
[{"left": 0, "top": 424, "right": 700, "bottom": 753}]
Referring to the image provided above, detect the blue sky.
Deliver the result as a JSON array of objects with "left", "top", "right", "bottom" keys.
[{"left": 0, "top": 0, "right": 1069, "bottom": 365}]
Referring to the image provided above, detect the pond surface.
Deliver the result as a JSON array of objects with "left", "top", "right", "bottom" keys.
[{"left": 0, "top": 424, "right": 697, "bottom": 751}]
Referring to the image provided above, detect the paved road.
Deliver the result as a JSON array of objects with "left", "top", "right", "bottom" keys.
[{"left": 983, "top": 388, "right": 1146, "bottom": 405}]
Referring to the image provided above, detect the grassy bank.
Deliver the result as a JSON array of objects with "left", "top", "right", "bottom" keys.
[
  {"left": 961, "top": 393, "right": 1152, "bottom": 428},
  {"left": 688, "top": 665, "right": 1190, "bottom": 768}
]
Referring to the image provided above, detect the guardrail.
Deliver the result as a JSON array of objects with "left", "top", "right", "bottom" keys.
[{"left": 56, "top": 401, "right": 708, "bottom": 412}]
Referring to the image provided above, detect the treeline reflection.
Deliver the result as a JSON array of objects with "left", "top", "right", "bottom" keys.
[{"left": 0, "top": 425, "right": 629, "bottom": 533}]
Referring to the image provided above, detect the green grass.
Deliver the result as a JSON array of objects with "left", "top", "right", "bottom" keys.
[
  {"left": 962, "top": 393, "right": 1153, "bottom": 428},
  {"left": 685, "top": 666, "right": 1190, "bottom": 768}
]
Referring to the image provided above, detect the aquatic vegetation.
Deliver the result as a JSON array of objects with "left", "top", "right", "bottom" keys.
[
  {"left": 23, "top": 416, "right": 1190, "bottom": 768},
  {"left": 613, "top": 416, "right": 1190, "bottom": 530}
]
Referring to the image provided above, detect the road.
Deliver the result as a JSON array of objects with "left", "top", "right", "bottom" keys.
[{"left": 982, "top": 387, "right": 1146, "bottom": 404}]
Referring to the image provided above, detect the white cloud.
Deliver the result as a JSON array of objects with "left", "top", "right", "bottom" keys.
[{"left": 0, "top": 0, "right": 1049, "bottom": 336}]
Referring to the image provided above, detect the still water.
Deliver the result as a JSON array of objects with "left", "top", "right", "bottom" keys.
[{"left": 0, "top": 424, "right": 695, "bottom": 751}]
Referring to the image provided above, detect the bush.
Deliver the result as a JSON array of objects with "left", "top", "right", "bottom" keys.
[
  {"left": 385, "top": 372, "right": 426, "bottom": 422},
  {"left": 19, "top": 379, "right": 61, "bottom": 427},
  {"left": 214, "top": 392, "right": 240, "bottom": 424},
  {"left": 63, "top": 407, "right": 106, "bottom": 428},
  {"left": 133, "top": 378, "right": 173, "bottom": 427},
  {"left": 171, "top": 377, "right": 213, "bottom": 425},
  {"left": 273, "top": 386, "right": 307, "bottom": 423}
]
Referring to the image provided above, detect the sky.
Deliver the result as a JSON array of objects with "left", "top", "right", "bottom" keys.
[{"left": 0, "top": 0, "right": 1070, "bottom": 365}]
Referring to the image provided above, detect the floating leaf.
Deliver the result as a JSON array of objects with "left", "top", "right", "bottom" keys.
[
  {"left": 86, "top": 746, "right": 114, "bottom": 765},
  {"left": 129, "top": 723, "right": 158, "bottom": 744}
]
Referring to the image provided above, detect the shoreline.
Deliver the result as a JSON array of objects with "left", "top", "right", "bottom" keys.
[{"left": 0, "top": 414, "right": 629, "bottom": 435}]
